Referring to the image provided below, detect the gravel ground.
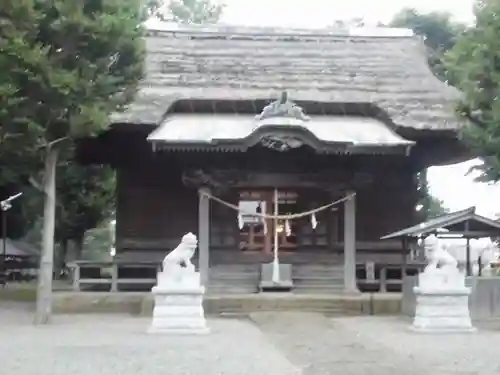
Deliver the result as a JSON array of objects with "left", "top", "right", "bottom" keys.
[
  {"left": 333, "top": 316, "right": 500, "bottom": 375},
  {"left": 0, "top": 308, "right": 298, "bottom": 375},
  {"left": 250, "top": 312, "right": 427, "bottom": 375},
  {"left": 1, "top": 306, "right": 500, "bottom": 375}
]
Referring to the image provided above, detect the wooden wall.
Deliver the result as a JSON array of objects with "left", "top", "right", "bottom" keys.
[
  {"left": 115, "top": 160, "right": 199, "bottom": 254},
  {"left": 114, "top": 151, "right": 418, "bottom": 256},
  {"left": 355, "top": 186, "right": 416, "bottom": 240}
]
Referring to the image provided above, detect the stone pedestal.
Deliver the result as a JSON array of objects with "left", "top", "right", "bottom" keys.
[
  {"left": 148, "top": 269, "right": 209, "bottom": 335},
  {"left": 411, "top": 268, "right": 475, "bottom": 333}
]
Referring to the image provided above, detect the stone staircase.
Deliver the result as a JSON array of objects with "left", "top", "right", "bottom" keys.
[
  {"left": 207, "top": 264, "right": 260, "bottom": 294},
  {"left": 292, "top": 264, "right": 345, "bottom": 294},
  {"left": 206, "top": 262, "right": 345, "bottom": 295},
  {"left": 202, "top": 294, "right": 375, "bottom": 315}
]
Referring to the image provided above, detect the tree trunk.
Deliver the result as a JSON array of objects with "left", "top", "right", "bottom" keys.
[{"left": 34, "top": 147, "right": 58, "bottom": 325}]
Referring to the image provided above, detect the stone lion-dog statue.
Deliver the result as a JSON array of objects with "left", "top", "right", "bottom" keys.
[
  {"left": 162, "top": 232, "right": 198, "bottom": 278},
  {"left": 423, "top": 234, "right": 458, "bottom": 272}
]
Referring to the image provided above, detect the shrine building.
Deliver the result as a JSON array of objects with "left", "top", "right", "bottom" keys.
[{"left": 78, "top": 25, "right": 468, "bottom": 294}]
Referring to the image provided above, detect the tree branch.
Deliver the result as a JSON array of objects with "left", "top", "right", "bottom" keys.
[
  {"left": 29, "top": 176, "right": 45, "bottom": 193},
  {"left": 35, "top": 136, "right": 69, "bottom": 150}
]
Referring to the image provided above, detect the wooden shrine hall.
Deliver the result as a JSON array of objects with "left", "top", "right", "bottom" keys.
[{"left": 78, "top": 25, "right": 469, "bottom": 294}]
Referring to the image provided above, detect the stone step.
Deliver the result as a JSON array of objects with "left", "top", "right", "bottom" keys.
[
  {"left": 209, "top": 274, "right": 259, "bottom": 281},
  {"left": 212, "top": 306, "right": 352, "bottom": 315},
  {"left": 293, "top": 286, "right": 343, "bottom": 291},
  {"left": 293, "top": 271, "right": 344, "bottom": 278},
  {"left": 295, "top": 261, "right": 344, "bottom": 270},
  {"left": 292, "top": 275, "right": 344, "bottom": 293},
  {"left": 208, "top": 278, "right": 257, "bottom": 284},
  {"left": 210, "top": 268, "right": 259, "bottom": 272},
  {"left": 293, "top": 264, "right": 343, "bottom": 269},
  {"left": 202, "top": 295, "right": 370, "bottom": 315},
  {"left": 292, "top": 274, "right": 344, "bottom": 282},
  {"left": 293, "top": 280, "right": 344, "bottom": 287},
  {"left": 209, "top": 252, "right": 343, "bottom": 265},
  {"left": 293, "top": 287, "right": 345, "bottom": 294},
  {"left": 210, "top": 269, "right": 259, "bottom": 275},
  {"left": 207, "top": 286, "right": 259, "bottom": 295},
  {"left": 295, "top": 282, "right": 343, "bottom": 287},
  {"left": 55, "top": 292, "right": 401, "bottom": 316},
  {"left": 293, "top": 265, "right": 344, "bottom": 270},
  {"left": 210, "top": 275, "right": 259, "bottom": 280}
]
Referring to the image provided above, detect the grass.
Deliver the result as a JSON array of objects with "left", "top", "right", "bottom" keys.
[{"left": 0, "top": 280, "right": 72, "bottom": 302}]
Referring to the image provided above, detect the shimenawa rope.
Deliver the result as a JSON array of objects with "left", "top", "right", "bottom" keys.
[{"left": 198, "top": 190, "right": 356, "bottom": 220}]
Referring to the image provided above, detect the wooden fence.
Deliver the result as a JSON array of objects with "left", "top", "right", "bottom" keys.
[
  {"left": 69, "top": 260, "right": 426, "bottom": 293},
  {"left": 0, "top": 255, "right": 38, "bottom": 285}
]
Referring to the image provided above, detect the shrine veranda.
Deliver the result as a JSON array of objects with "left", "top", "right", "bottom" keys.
[{"left": 77, "top": 25, "right": 468, "bottom": 293}]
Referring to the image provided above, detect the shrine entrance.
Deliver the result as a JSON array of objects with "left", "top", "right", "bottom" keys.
[{"left": 238, "top": 189, "right": 299, "bottom": 253}]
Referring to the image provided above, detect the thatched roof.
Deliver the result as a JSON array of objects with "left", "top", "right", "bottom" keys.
[{"left": 112, "top": 24, "right": 462, "bottom": 132}]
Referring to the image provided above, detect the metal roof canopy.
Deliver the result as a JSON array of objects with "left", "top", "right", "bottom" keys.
[{"left": 381, "top": 207, "right": 500, "bottom": 240}]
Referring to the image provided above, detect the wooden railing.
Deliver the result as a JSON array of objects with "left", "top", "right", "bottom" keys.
[
  {"left": 0, "top": 255, "right": 38, "bottom": 285},
  {"left": 357, "top": 262, "right": 425, "bottom": 292},
  {"left": 69, "top": 260, "right": 161, "bottom": 292},
  {"left": 69, "top": 259, "right": 426, "bottom": 293}
]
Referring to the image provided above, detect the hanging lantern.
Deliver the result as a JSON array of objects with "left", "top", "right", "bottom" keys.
[
  {"left": 311, "top": 212, "right": 318, "bottom": 230},
  {"left": 238, "top": 212, "right": 244, "bottom": 229},
  {"left": 285, "top": 219, "right": 291, "bottom": 237}
]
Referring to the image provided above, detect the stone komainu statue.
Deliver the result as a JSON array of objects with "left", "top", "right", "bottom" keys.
[
  {"left": 424, "top": 234, "right": 458, "bottom": 272},
  {"left": 162, "top": 232, "right": 198, "bottom": 274}
]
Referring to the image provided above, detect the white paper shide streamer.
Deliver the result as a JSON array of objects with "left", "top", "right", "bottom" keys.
[
  {"left": 311, "top": 212, "right": 318, "bottom": 230},
  {"left": 285, "top": 219, "right": 291, "bottom": 237},
  {"left": 227, "top": 191, "right": 355, "bottom": 286},
  {"left": 238, "top": 212, "right": 244, "bottom": 230}
]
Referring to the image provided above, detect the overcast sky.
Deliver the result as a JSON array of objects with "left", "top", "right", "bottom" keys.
[{"left": 221, "top": 0, "right": 475, "bottom": 26}]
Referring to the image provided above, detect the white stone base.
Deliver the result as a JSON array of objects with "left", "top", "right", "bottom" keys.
[
  {"left": 148, "top": 275, "right": 209, "bottom": 335},
  {"left": 411, "top": 288, "right": 475, "bottom": 334}
]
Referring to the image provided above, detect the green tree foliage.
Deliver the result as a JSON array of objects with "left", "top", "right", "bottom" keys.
[
  {"left": 416, "top": 171, "right": 449, "bottom": 221},
  {"left": 55, "top": 162, "right": 115, "bottom": 262},
  {"left": 445, "top": 0, "right": 500, "bottom": 182},
  {"left": 168, "top": 0, "right": 225, "bottom": 24},
  {"left": 390, "top": 8, "right": 466, "bottom": 81},
  {"left": 390, "top": 8, "right": 464, "bottom": 51},
  {"left": 0, "top": 0, "right": 145, "bottom": 323},
  {"left": 426, "top": 196, "right": 450, "bottom": 219},
  {"left": 83, "top": 224, "right": 114, "bottom": 261}
]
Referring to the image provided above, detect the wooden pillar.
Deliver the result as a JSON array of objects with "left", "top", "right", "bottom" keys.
[
  {"left": 72, "top": 264, "right": 80, "bottom": 292},
  {"left": 110, "top": 263, "right": 118, "bottom": 292},
  {"left": 198, "top": 187, "right": 210, "bottom": 286},
  {"left": 466, "top": 237, "right": 472, "bottom": 277},
  {"left": 401, "top": 238, "right": 408, "bottom": 279},
  {"left": 343, "top": 191, "right": 359, "bottom": 293},
  {"left": 379, "top": 266, "right": 387, "bottom": 293},
  {"left": 465, "top": 220, "right": 471, "bottom": 276}
]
